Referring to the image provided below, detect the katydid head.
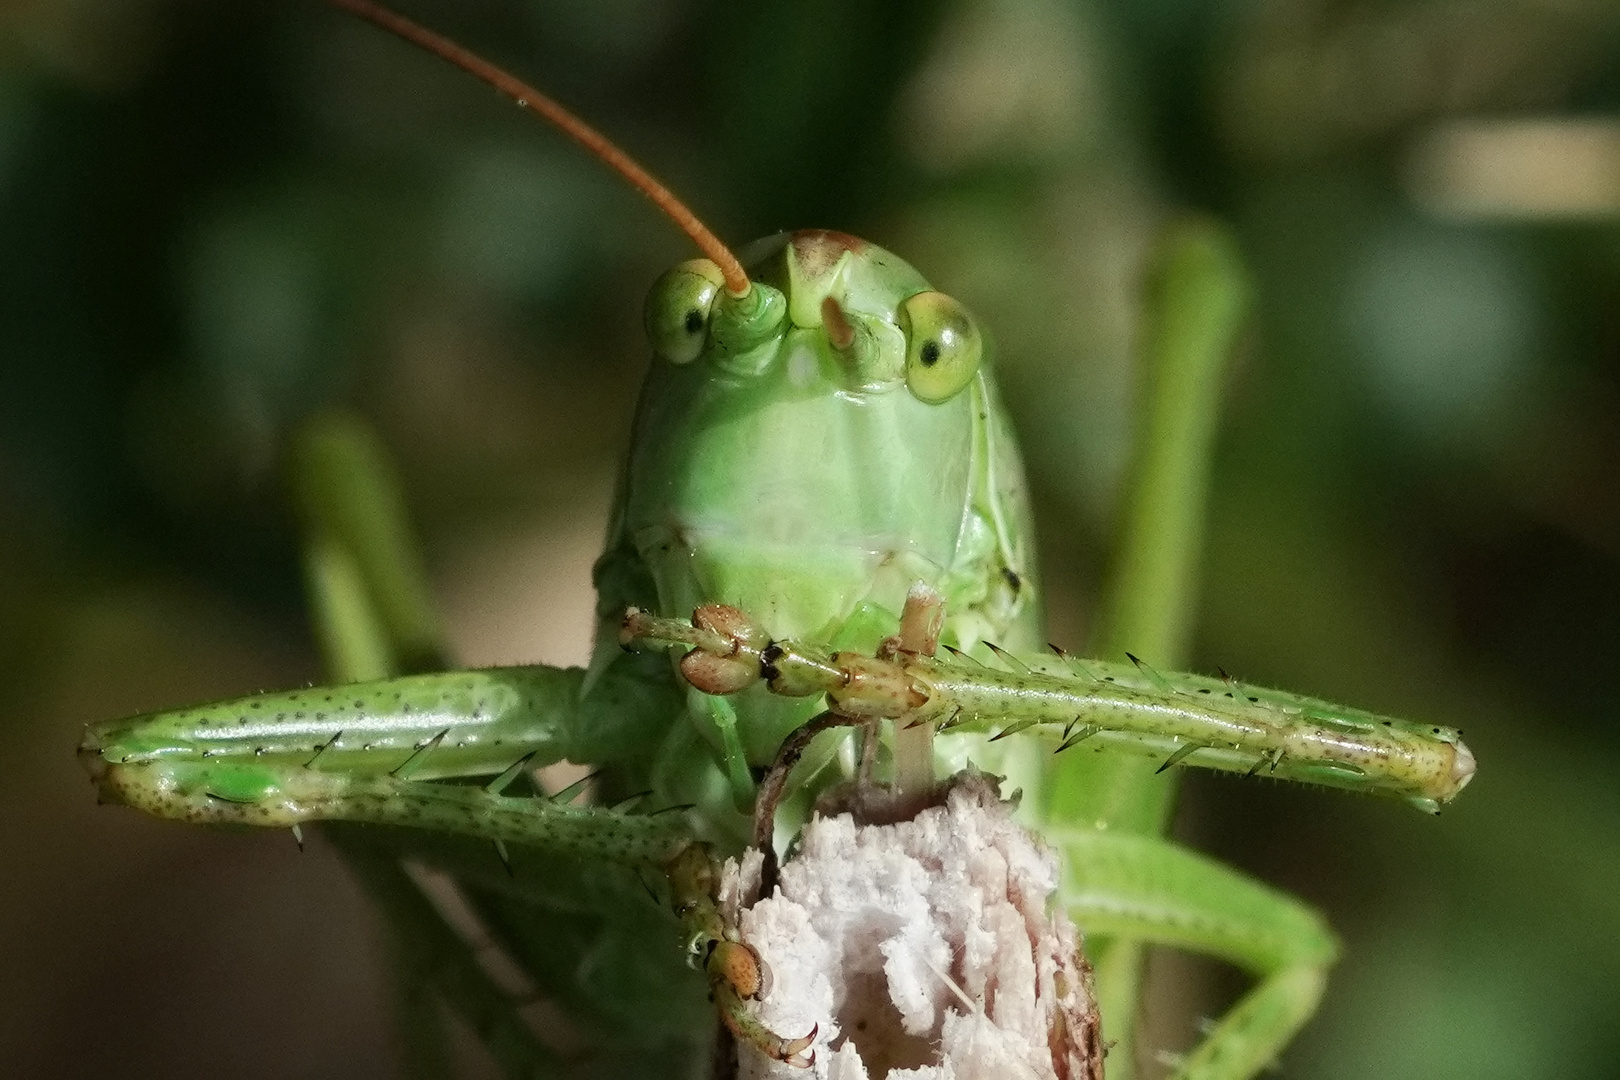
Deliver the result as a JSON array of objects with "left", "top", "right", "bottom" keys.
[
  {"left": 621, "top": 229, "right": 1038, "bottom": 765},
  {"left": 622, "top": 229, "right": 1035, "bottom": 671}
]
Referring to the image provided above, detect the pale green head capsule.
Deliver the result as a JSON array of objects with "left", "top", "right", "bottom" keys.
[{"left": 611, "top": 230, "right": 1038, "bottom": 673}]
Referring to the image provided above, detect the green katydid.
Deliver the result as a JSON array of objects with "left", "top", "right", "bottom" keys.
[{"left": 78, "top": 2, "right": 1476, "bottom": 1078}]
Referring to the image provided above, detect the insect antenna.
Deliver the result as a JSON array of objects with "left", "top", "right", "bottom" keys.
[{"left": 320, "top": 0, "right": 751, "bottom": 296}]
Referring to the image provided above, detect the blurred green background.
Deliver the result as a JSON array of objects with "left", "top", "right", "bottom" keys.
[{"left": 3, "top": 0, "right": 1618, "bottom": 1077}]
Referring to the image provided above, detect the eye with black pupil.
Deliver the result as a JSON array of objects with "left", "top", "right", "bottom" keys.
[
  {"left": 900, "top": 290, "right": 982, "bottom": 403},
  {"left": 645, "top": 258, "right": 724, "bottom": 364}
]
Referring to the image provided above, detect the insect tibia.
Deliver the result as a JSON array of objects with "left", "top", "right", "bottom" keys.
[
  {"left": 90, "top": 756, "right": 695, "bottom": 867},
  {"left": 918, "top": 653, "right": 1476, "bottom": 808}
]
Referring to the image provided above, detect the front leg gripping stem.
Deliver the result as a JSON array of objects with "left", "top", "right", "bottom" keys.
[{"left": 668, "top": 844, "right": 817, "bottom": 1069}]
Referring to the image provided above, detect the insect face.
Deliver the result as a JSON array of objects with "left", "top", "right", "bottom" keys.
[{"left": 618, "top": 230, "right": 1028, "bottom": 653}]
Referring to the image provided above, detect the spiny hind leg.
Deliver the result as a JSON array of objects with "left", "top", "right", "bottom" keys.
[{"left": 1053, "top": 829, "right": 1338, "bottom": 1080}]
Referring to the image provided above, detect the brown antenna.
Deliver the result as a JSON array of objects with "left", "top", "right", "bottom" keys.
[{"left": 321, "top": 0, "right": 750, "bottom": 297}]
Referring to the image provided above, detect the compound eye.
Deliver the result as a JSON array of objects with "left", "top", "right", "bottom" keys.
[
  {"left": 900, "top": 291, "right": 982, "bottom": 403},
  {"left": 645, "top": 258, "right": 725, "bottom": 364}
]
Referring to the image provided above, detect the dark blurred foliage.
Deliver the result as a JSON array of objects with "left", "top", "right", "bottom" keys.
[{"left": 3, "top": 0, "right": 1619, "bottom": 1077}]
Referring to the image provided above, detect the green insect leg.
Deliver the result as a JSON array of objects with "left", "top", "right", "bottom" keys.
[
  {"left": 687, "top": 687, "right": 757, "bottom": 811},
  {"left": 667, "top": 844, "right": 816, "bottom": 1069},
  {"left": 292, "top": 410, "right": 449, "bottom": 676},
  {"left": 1053, "top": 829, "right": 1338, "bottom": 1080},
  {"left": 92, "top": 746, "right": 696, "bottom": 865}
]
